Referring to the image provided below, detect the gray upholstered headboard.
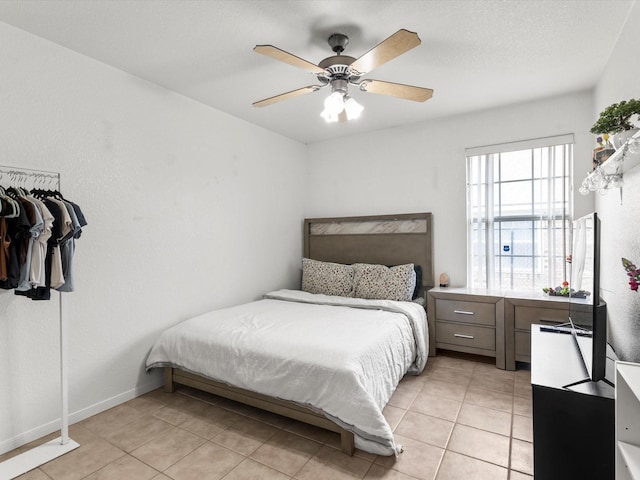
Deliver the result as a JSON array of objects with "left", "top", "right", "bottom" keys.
[{"left": 303, "top": 212, "right": 434, "bottom": 291}]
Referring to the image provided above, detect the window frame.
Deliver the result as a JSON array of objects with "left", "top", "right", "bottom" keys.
[{"left": 466, "top": 135, "right": 574, "bottom": 291}]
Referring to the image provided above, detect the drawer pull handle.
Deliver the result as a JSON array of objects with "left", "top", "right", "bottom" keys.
[
  {"left": 454, "top": 333, "right": 475, "bottom": 339},
  {"left": 454, "top": 310, "right": 475, "bottom": 315}
]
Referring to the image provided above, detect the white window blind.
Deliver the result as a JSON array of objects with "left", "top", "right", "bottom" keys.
[{"left": 466, "top": 135, "right": 573, "bottom": 291}]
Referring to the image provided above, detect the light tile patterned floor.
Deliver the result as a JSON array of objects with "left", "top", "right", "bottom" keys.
[{"left": 1, "top": 352, "right": 534, "bottom": 480}]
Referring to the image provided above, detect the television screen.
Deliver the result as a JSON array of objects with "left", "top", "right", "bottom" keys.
[
  {"left": 568, "top": 213, "right": 608, "bottom": 383},
  {"left": 569, "top": 213, "right": 598, "bottom": 306}
]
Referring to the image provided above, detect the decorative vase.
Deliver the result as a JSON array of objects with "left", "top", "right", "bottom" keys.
[{"left": 612, "top": 128, "right": 640, "bottom": 149}]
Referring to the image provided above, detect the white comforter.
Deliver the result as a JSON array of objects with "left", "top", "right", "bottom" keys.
[{"left": 146, "top": 289, "right": 428, "bottom": 455}]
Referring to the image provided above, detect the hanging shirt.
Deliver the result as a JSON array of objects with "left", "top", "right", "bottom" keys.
[
  {"left": 15, "top": 196, "right": 42, "bottom": 292},
  {"left": 28, "top": 197, "right": 61, "bottom": 300},
  {"left": 28, "top": 196, "right": 54, "bottom": 288},
  {"left": 49, "top": 198, "right": 72, "bottom": 288},
  {"left": 42, "top": 198, "right": 66, "bottom": 290},
  {"left": 67, "top": 200, "right": 87, "bottom": 237},
  {"left": 0, "top": 216, "right": 9, "bottom": 281},
  {"left": 56, "top": 201, "right": 80, "bottom": 293},
  {"left": 0, "top": 200, "right": 30, "bottom": 290}
]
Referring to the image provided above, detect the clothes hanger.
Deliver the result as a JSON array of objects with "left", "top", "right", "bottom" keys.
[
  {"left": 0, "top": 186, "right": 7, "bottom": 217},
  {"left": 0, "top": 185, "right": 19, "bottom": 218}
]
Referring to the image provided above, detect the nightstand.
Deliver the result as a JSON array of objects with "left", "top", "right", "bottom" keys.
[
  {"left": 504, "top": 293, "right": 569, "bottom": 370},
  {"left": 427, "top": 287, "right": 505, "bottom": 369}
]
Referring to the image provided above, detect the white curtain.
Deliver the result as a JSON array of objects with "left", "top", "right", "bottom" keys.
[{"left": 466, "top": 136, "right": 573, "bottom": 291}]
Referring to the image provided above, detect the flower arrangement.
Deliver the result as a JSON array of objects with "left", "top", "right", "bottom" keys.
[
  {"left": 543, "top": 281, "right": 590, "bottom": 298},
  {"left": 622, "top": 257, "right": 640, "bottom": 292},
  {"left": 543, "top": 281, "right": 571, "bottom": 296}
]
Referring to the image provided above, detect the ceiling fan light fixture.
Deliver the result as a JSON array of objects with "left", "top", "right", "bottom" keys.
[
  {"left": 321, "top": 91, "right": 345, "bottom": 123},
  {"left": 320, "top": 108, "right": 339, "bottom": 123},
  {"left": 324, "top": 91, "right": 344, "bottom": 111},
  {"left": 344, "top": 96, "right": 364, "bottom": 120}
]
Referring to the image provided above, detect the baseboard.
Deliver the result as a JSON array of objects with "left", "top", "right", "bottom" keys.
[{"left": 0, "top": 378, "right": 163, "bottom": 456}]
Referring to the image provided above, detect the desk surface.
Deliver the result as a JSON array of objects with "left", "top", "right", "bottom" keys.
[
  {"left": 428, "top": 287, "right": 589, "bottom": 304},
  {"left": 531, "top": 325, "right": 615, "bottom": 398}
]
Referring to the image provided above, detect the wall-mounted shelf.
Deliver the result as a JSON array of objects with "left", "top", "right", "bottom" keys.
[
  {"left": 619, "top": 442, "right": 640, "bottom": 479},
  {"left": 580, "top": 129, "right": 640, "bottom": 197},
  {"left": 616, "top": 361, "right": 640, "bottom": 480}
]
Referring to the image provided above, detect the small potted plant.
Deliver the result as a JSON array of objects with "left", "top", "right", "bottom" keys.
[{"left": 590, "top": 98, "right": 640, "bottom": 149}]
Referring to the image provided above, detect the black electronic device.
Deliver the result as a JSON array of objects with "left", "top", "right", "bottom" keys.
[{"left": 567, "top": 212, "right": 610, "bottom": 385}]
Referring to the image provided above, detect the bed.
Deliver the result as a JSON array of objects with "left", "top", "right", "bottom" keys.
[{"left": 146, "top": 212, "right": 434, "bottom": 456}]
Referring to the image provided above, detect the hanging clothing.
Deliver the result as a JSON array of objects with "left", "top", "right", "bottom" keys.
[
  {"left": 42, "top": 198, "right": 67, "bottom": 290},
  {"left": 0, "top": 217, "right": 9, "bottom": 281},
  {"left": 14, "top": 194, "right": 42, "bottom": 292},
  {"left": 28, "top": 196, "right": 54, "bottom": 287},
  {"left": 0, "top": 182, "right": 86, "bottom": 299},
  {"left": 37, "top": 190, "right": 86, "bottom": 298},
  {"left": 56, "top": 199, "right": 81, "bottom": 293},
  {"left": 0, "top": 197, "right": 30, "bottom": 290}
]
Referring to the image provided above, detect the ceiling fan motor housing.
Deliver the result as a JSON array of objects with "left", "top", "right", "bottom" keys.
[
  {"left": 318, "top": 55, "right": 356, "bottom": 76},
  {"left": 330, "top": 78, "right": 348, "bottom": 95},
  {"left": 328, "top": 33, "right": 349, "bottom": 53},
  {"left": 320, "top": 33, "right": 358, "bottom": 80}
]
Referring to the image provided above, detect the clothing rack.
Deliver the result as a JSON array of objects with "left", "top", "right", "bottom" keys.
[{"left": 0, "top": 166, "right": 79, "bottom": 480}]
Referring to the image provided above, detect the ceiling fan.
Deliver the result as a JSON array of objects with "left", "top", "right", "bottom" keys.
[{"left": 253, "top": 29, "right": 434, "bottom": 123}]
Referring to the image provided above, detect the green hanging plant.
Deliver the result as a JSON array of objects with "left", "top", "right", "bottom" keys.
[{"left": 590, "top": 99, "right": 640, "bottom": 134}]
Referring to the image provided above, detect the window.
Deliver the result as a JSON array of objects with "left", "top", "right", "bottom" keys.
[{"left": 466, "top": 135, "right": 573, "bottom": 291}]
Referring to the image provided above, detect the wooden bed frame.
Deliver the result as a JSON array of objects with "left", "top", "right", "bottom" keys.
[
  {"left": 164, "top": 212, "right": 434, "bottom": 456},
  {"left": 164, "top": 368, "right": 356, "bottom": 454}
]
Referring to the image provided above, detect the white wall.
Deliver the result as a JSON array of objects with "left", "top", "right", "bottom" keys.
[
  {"left": 3, "top": 1, "right": 636, "bottom": 453},
  {"left": 0, "top": 22, "right": 307, "bottom": 453},
  {"left": 307, "top": 92, "right": 596, "bottom": 287},
  {"left": 593, "top": 2, "right": 640, "bottom": 362}
]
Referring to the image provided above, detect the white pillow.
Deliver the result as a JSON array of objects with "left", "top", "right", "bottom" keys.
[
  {"left": 353, "top": 263, "right": 416, "bottom": 301},
  {"left": 301, "top": 258, "right": 354, "bottom": 297}
]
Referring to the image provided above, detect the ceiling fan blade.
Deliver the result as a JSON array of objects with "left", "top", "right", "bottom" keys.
[
  {"left": 254, "top": 45, "right": 325, "bottom": 74},
  {"left": 359, "top": 80, "right": 433, "bottom": 102},
  {"left": 253, "top": 85, "right": 321, "bottom": 107},
  {"left": 349, "top": 29, "right": 421, "bottom": 75}
]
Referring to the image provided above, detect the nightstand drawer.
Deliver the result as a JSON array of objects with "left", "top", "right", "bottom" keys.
[
  {"left": 435, "top": 299, "right": 495, "bottom": 326},
  {"left": 514, "top": 305, "right": 568, "bottom": 330},
  {"left": 436, "top": 321, "right": 496, "bottom": 351}
]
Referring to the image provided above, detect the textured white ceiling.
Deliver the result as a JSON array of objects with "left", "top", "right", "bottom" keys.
[{"left": 0, "top": 0, "right": 634, "bottom": 144}]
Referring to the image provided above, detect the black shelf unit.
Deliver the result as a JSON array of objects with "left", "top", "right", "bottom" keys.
[{"left": 531, "top": 325, "right": 616, "bottom": 480}]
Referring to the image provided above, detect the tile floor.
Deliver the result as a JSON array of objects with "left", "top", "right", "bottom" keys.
[{"left": 1, "top": 352, "right": 534, "bottom": 480}]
